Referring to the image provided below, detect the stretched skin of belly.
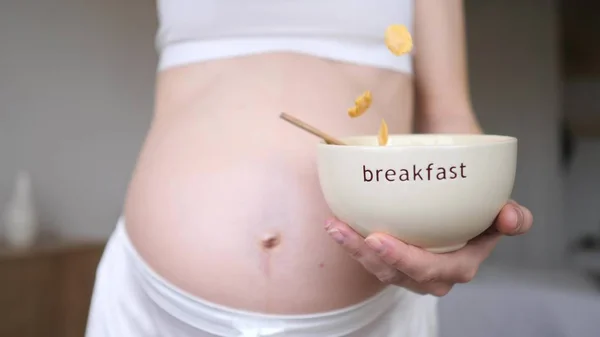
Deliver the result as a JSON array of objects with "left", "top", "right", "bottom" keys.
[{"left": 124, "top": 52, "right": 414, "bottom": 314}]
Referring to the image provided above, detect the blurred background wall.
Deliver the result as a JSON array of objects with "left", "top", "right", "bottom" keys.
[{"left": 0, "top": 0, "right": 157, "bottom": 239}]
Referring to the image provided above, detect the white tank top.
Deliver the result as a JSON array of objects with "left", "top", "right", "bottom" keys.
[{"left": 155, "top": 0, "right": 414, "bottom": 74}]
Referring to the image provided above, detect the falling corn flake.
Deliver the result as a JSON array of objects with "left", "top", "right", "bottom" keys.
[
  {"left": 347, "top": 106, "right": 360, "bottom": 118},
  {"left": 378, "top": 119, "right": 389, "bottom": 146},
  {"left": 385, "top": 24, "right": 413, "bottom": 56},
  {"left": 348, "top": 90, "right": 372, "bottom": 118},
  {"left": 355, "top": 90, "right": 372, "bottom": 110}
]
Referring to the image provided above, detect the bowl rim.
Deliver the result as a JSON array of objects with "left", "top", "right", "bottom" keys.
[{"left": 318, "top": 134, "right": 517, "bottom": 149}]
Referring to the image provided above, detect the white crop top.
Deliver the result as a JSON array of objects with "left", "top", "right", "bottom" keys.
[{"left": 156, "top": 0, "right": 414, "bottom": 74}]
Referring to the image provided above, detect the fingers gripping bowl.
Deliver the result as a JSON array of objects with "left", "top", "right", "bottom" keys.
[{"left": 317, "top": 134, "right": 517, "bottom": 253}]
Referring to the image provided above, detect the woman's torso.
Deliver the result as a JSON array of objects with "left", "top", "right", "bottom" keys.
[{"left": 125, "top": 52, "right": 414, "bottom": 314}]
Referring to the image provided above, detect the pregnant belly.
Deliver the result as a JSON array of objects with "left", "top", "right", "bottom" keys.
[{"left": 124, "top": 53, "right": 413, "bottom": 314}]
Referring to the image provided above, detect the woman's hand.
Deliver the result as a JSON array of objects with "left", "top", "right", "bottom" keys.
[{"left": 324, "top": 200, "right": 533, "bottom": 296}]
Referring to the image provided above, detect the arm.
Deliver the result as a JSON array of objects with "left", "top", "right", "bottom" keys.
[
  {"left": 413, "top": 0, "right": 482, "bottom": 134},
  {"left": 324, "top": 1, "right": 534, "bottom": 296}
]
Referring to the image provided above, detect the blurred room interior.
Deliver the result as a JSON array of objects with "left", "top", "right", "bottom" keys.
[{"left": 0, "top": 0, "right": 599, "bottom": 336}]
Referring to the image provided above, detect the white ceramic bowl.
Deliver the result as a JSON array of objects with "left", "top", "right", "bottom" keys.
[{"left": 317, "top": 134, "right": 517, "bottom": 253}]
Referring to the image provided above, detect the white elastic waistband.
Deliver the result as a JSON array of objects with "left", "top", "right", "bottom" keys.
[
  {"left": 157, "top": 37, "right": 413, "bottom": 74},
  {"left": 116, "top": 217, "right": 404, "bottom": 336}
]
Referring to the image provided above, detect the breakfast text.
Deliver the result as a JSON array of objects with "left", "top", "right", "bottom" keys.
[{"left": 362, "top": 163, "right": 467, "bottom": 182}]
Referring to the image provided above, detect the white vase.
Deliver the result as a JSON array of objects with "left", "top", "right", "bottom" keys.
[{"left": 3, "top": 170, "right": 39, "bottom": 248}]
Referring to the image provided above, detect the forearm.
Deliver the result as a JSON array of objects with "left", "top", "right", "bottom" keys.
[
  {"left": 413, "top": 0, "right": 481, "bottom": 135},
  {"left": 414, "top": 105, "right": 482, "bottom": 134}
]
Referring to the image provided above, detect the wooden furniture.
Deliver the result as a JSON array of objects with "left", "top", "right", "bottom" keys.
[{"left": 0, "top": 238, "right": 106, "bottom": 337}]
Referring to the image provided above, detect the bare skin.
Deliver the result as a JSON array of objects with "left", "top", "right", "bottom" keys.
[
  {"left": 124, "top": 0, "right": 533, "bottom": 315},
  {"left": 125, "top": 53, "right": 413, "bottom": 314}
]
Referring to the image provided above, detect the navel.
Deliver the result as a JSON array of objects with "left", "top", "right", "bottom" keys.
[
  {"left": 261, "top": 233, "right": 281, "bottom": 250},
  {"left": 258, "top": 233, "right": 281, "bottom": 279}
]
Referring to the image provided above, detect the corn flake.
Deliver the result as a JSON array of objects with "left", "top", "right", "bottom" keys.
[
  {"left": 378, "top": 119, "right": 389, "bottom": 146},
  {"left": 348, "top": 90, "right": 372, "bottom": 118}
]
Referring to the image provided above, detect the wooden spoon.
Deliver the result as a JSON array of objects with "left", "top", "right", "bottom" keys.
[{"left": 279, "top": 113, "right": 346, "bottom": 145}]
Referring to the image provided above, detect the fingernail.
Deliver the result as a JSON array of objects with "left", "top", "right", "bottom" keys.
[
  {"left": 328, "top": 229, "right": 345, "bottom": 244},
  {"left": 365, "top": 237, "right": 386, "bottom": 255},
  {"left": 512, "top": 206, "right": 524, "bottom": 233},
  {"left": 325, "top": 218, "right": 335, "bottom": 230}
]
